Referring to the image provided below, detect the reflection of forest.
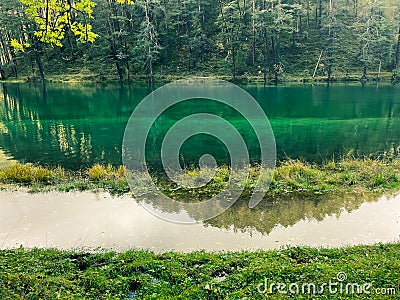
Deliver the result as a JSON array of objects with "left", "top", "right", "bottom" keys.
[
  {"left": 0, "top": 83, "right": 146, "bottom": 169},
  {"left": 141, "top": 192, "right": 385, "bottom": 235},
  {"left": 205, "top": 193, "right": 384, "bottom": 235},
  {"left": 1, "top": 83, "right": 400, "bottom": 169},
  {"left": 0, "top": 149, "right": 15, "bottom": 168}
]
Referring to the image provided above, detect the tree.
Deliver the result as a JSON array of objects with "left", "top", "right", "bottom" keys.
[
  {"left": 355, "top": 0, "right": 396, "bottom": 79},
  {"left": 1, "top": 0, "right": 400, "bottom": 83},
  {"left": 270, "top": 0, "right": 298, "bottom": 84},
  {"left": 14, "top": 0, "right": 99, "bottom": 48},
  {"left": 216, "top": 0, "right": 249, "bottom": 81},
  {"left": 394, "top": 18, "right": 400, "bottom": 82},
  {"left": 133, "top": 0, "right": 160, "bottom": 84}
]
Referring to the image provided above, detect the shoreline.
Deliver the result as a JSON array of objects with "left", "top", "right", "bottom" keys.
[
  {"left": 1, "top": 156, "right": 400, "bottom": 197},
  {"left": 0, "top": 72, "right": 398, "bottom": 85}
]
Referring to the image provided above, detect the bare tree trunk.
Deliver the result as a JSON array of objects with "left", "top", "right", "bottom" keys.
[{"left": 313, "top": 50, "right": 323, "bottom": 78}]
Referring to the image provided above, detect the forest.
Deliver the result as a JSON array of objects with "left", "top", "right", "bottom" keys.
[{"left": 0, "top": 0, "right": 400, "bottom": 84}]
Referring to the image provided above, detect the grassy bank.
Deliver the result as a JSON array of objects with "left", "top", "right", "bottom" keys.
[
  {"left": 0, "top": 244, "right": 399, "bottom": 299},
  {"left": 1, "top": 71, "right": 398, "bottom": 85},
  {"left": 1, "top": 156, "right": 400, "bottom": 198}
]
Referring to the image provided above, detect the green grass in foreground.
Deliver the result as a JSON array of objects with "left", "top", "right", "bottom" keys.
[
  {"left": 1, "top": 156, "right": 400, "bottom": 197},
  {"left": 0, "top": 244, "right": 399, "bottom": 299}
]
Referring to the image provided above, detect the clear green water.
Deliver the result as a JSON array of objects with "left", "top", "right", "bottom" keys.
[{"left": 1, "top": 82, "right": 400, "bottom": 170}]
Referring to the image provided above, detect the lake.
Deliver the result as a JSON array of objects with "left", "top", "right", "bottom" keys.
[
  {"left": 1, "top": 82, "right": 400, "bottom": 169},
  {"left": 1, "top": 82, "right": 400, "bottom": 250}
]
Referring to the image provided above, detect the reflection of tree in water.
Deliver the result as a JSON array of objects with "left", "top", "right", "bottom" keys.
[
  {"left": 139, "top": 192, "right": 385, "bottom": 235},
  {"left": 2, "top": 83, "right": 400, "bottom": 168},
  {"left": 0, "top": 83, "right": 147, "bottom": 169},
  {"left": 205, "top": 193, "right": 384, "bottom": 235}
]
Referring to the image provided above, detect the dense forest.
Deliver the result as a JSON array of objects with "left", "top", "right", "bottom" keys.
[{"left": 0, "top": 0, "right": 400, "bottom": 84}]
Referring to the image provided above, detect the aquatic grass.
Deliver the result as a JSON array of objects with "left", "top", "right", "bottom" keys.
[
  {"left": 0, "top": 164, "right": 54, "bottom": 184},
  {"left": 88, "top": 164, "right": 108, "bottom": 181},
  {"left": 1, "top": 157, "right": 400, "bottom": 197},
  {"left": 87, "top": 164, "right": 126, "bottom": 181},
  {"left": 0, "top": 243, "right": 399, "bottom": 299}
]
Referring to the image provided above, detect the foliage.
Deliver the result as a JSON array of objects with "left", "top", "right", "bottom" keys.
[
  {"left": 16, "top": 0, "right": 99, "bottom": 48},
  {"left": 0, "top": 0, "right": 399, "bottom": 82}
]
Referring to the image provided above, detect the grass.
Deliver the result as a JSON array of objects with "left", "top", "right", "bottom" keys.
[
  {"left": 0, "top": 244, "right": 399, "bottom": 299},
  {"left": 1, "top": 156, "right": 400, "bottom": 198}
]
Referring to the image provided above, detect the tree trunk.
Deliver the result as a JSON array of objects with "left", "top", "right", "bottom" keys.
[
  {"left": 362, "top": 66, "right": 367, "bottom": 79},
  {"left": 124, "top": 39, "right": 131, "bottom": 82},
  {"left": 149, "top": 54, "right": 154, "bottom": 86},
  {"left": 108, "top": 0, "right": 124, "bottom": 82},
  {"left": 313, "top": 50, "right": 323, "bottom": 78},
  {"left": 252, "top": 0, "right": 256, "bottom": 65},
  {"left": 144, "top": 0, "right": 155, "bottom": 86},
  {"left": 0, "top": 32, "right": 11, "bottom": 72},
  {"left": 318, "top": 0, "right": 322, "bottom": 27},
  {"left": 107, "top": 17, "right": 123, "bottom": 82},
  {"left": 395, "top": 24, "right": 400, "bottom": 69},
  {"left": 306, "top": 0, "right": 310, "bottom": 31},
  {"left": 198, "top": 0, "right": 206, "bottom": 59},
  {"left": 273, "top": 0, "right": 281, "bottom": 86},
  {"left": 111, "top": 42, "right": 123, "bottom": 82},
  {"left": 354, "top": 0, "right": 358, "bottom": 18},
  {"left": 34, "top": 49, "right": 45, "bottom": 81},
  {"left": 273, "top": 28, "right": 280, "bottom": 85},
  {"left": 5, "top": 32, "right": 18, "bottom": 77},
  {"left": 263, "top": 27, "right": 268, "bottom": 86},
  {"left": 327, "top": 0, "right": 333, "bottom": 82},
  {"left": 0, "top": 68, "right": 5, "bottom": 80},
  {"left": 377, "top": 60, "right": 381, "bottom": 83},
  {"left": 232, "top": 46, "right": 236, "bottom": 81},
  {"left": 274, "top": 36, "right": 279, "bottom": 85}
]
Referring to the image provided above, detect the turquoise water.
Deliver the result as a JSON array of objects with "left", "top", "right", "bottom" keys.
[{"left": 0, "top": 82, "right": 399, "bottom": 170}]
